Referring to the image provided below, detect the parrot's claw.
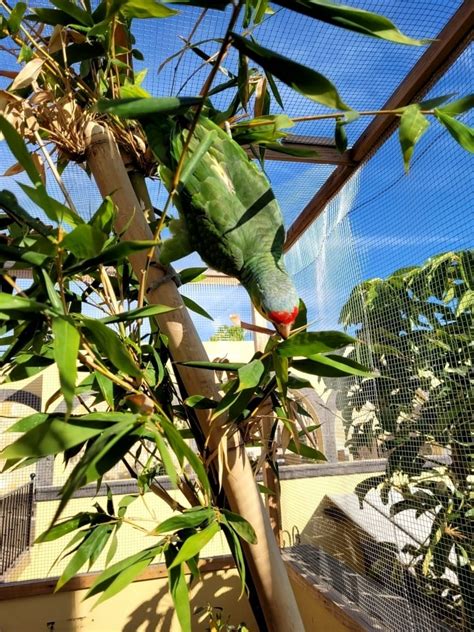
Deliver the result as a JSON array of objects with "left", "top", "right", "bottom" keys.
[{"left": 147, "top": 262, "right": 182, "bottom": 291}]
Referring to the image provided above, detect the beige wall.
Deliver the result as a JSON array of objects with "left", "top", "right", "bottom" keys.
[{"left": 0, "top": 570, "right": 257, "bottom": 632}]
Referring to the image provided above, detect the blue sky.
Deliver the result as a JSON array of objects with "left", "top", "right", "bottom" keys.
[{"left": 0, "top": 2, "right": 472, "bottom": 339}]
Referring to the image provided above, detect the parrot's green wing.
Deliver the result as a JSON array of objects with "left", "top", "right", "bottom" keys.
[{"left": 144, "top": 115, "right": 285, "bottom": 276}]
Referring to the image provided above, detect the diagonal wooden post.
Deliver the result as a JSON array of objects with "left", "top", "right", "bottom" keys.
[{"left": 84, "top": 122, "right": 305, "bottom": 632}]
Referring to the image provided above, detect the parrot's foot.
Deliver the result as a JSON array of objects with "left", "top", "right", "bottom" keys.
[{"left": 148, "top": 262, "right": 182, "bottom": 291}]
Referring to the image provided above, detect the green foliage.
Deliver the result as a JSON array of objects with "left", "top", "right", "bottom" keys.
[
  {"left": 209, "top": 325, "right": 246, "bottom": 342},
  {"left": 337, "top": 250, "right": 473, "bottom": 629}
]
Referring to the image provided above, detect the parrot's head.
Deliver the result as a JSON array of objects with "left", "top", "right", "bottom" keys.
[{"left": 245, "top": 266, "right": 300, "bottom": 339}]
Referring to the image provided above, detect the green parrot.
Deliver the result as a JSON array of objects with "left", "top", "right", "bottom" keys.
[{"left": 108, "top": 98, "right": 300, "bottom": 337}]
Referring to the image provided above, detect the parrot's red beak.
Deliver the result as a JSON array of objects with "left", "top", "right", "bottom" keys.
[{"left": 268, "top": 306, "right": 299, "bottom": 339}]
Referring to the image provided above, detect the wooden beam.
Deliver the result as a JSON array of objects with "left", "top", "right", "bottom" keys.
[
  {"left": 0, "top": 557, "right": 235, "bottom": 600},
  {"left": 284, "top": 1, "right": 473, "bottom": 251},
  {"left": 246, "top": 135, "right": 354, "bottom": 166}
]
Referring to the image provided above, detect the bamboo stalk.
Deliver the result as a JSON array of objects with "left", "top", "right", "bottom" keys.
[
  {"left": 84, "top": 122, "right": 304, "bottom": 632},
  {"left": 252, "top": 307, "right": 283, "bottom": 546}
]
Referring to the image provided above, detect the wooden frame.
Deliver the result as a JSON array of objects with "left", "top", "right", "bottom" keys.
[{"left": 283, "top": 1, "right": 474, "bottom": 251}]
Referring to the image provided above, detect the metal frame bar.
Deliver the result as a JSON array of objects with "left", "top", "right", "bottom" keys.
[{"left": 284, "top": 1, "right": 474, "bottom": 251}]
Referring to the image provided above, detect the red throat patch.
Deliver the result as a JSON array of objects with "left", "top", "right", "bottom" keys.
[{"left": 267, "top": 306, "right": 299, "bottom": 325}]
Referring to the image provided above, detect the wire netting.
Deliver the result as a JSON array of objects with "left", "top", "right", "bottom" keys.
[{"left": 282, "top": 43, "right": 473, "bottom": 632}]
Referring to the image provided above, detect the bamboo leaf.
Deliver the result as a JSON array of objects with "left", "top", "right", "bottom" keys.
[
  {"left": 221, "top": 509, "right": 257, "bottom": 544},
  {"left": 81, "top": 318, "right": 141, "bottom": 377},
  {"left": 52, "top": 317, "right": 80, "bottom": 415},
  {"left": 237, "top": 359, "right": 265, "bottom": 392},
  {"left": 56, "top": 527, "right": 107, "bottom": 590},
  {"left": 100, "top": 304, "right": 176, "bottom": 324},
  {"left": 151, "top": 508, "right": 214, "bottom": 535},
  {"left": 7, "top": 413, "right": 49, "bottom": 433},
  {"left": 293, "top": 353, "right": 373, "bottom": 377},
  {"left": 64, "top": 241, "right": 157, "bottom": 275},
  {"left": 437, "top": 94, "right": 474, "bottom": 117},
  {"left": 165, "top": 548, "right": 191, "bottom": 632},
  {"left": 168, "top": 521, "right": 219, "bottom": 569},
  {"left": 287, "top": 440, "right": 326, "bottom": 462},
  {"left": 36, "top": 513, "right": 94, "bottom": 543},
  {"left": 272, "top": 0, "right": 429, "bottom": 45},
  {"left": 120, "top": 0, "right": 177, "bottom": 19},
  {"left": 178, "top": 360, "right": 243, "bottom": 371},
  {"left": 399, "top": 104, "right": 429, "bottom": 172},
  {"left": 181, "top": 295, "right": 214, "bottom": 320},
  {"left": 97, "top": 97, "right": 202, "bottom": 119},
  {"left": 231, "top": 34, "right": 349, "bottom": 110},
  {"left": 50, "top": 0, "right": 94, "bottom": 25},
  {"left": 278, "top": 330, "right": 355, "bottom": 357},
  {"left": 434, "top": 109, "right": 474, "bottom": 153},
  {"left": 61, "top": 225, "right": 107, "bottom": 260},
  {"left": 86, "top": 545, "right": 162, "bottom": 599},
  {"left": 0, "top": 417, "right": 112, "bottom": 460},
  {"left": 153, "top": 429, "right": 179, "bottom": 488},
  {"left": 178, "top": 267, "right": 207, "bottom": 284}
]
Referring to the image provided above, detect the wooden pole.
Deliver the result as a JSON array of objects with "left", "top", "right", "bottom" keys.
[
  {"left": 84, "top": 122, "right": 305, "bottom": 632},
  {"left": 252, "top": 307, "right": 283, "bottom": 545}
]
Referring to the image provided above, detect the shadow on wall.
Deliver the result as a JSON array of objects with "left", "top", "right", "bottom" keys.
[{"left": 122, "top": 570, "right": 255, "bottom": 632}]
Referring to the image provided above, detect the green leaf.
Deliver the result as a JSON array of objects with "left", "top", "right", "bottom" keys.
[
  {"left": 50, "top": 0, "right": 94, "bottom": 25},
  {"left": 8, "top": 2, "right": 27, "bottom": 33},
  {"left": 0, "top": 417, "right": 112, "bottom": 460},
  {"left": 19, "top": 182, "right": 83, "bottom": 228},
  {"left": 237, "top": 359, "right": 265, "bottom": 392},
  {"left": 153, "top": 430, "right": 179, "bottom": 488},
  {"left": 221, "top": 509, "right": 257, "bottom": 544},
  {"left": 456, "top": 289, "right": 474, "bottom": 316},
  {"left": 287, "top": 440, "right": 326, "bottom": 462},
  {"left": 160, "top": 418, "right": 210, "bottom": 495},
  {"left": 41, "top": 270, "right": 64, "bottom": 313},
  {"left": 293, "top": 353, "right": 373, "bottom": 377},
  {"left": 178, "top": 267, "right": 207, "bottom": 284},
  {"left": 81, "top": 318, "right": 141, "bottom": 377},
  {"left": 434, "top": 109, "right": 474, "bottom": 153},
  {"left": 36, "top": 513, "right": 94, "bottom": 543},
  {"left": 0, "top": 293, "right": 48, "bottom": 314},
  {"left": 178, "top": 361, "right": 243, "bottom": 371},
  {"left": 0, "top": 243, "right": 49, "bottom": 267},
  {"left": 61, "top": 225, "right": 106, "bottom": 260},
  {"left": 52, "top": 317, "right": 80, "bottom": 415},
  {"left": 181, "top": 295, "right": 214, "bottom": 320},
  {"left": 56, "top": 527, "right": 108, "bottom": 590},
  {"left": 87, "top": 545, "right": 162, "bottom": 600},
  {"left": 398, "top": 104, "right": 429, "bottom": 172},
  {"left": 437, "top": 94, "right": 474, "bottom": 117},
  {"left": 7, "top": 413, "right": 49, "bottom": 433},
  {"left": 120, "top": 0, "right": 177, "bottom": 19},
  {"left": 335, "top": 120, "right": 348, "bottom": 153},
  {"left": 165, "top": 548, "right": 191, "bottom": 632},
  {"left": 97, "top": 97, "right": 202, "bottom": 119},
  {"left": 65, "top": 240, "right": 158, "bottom": 275},
  {"left": 100, "top": 303, "right": 176, "bottom": 324},
  {"left": 27, "top": 8, "right": 85, "bottom": 27},
  {"left": 272, "top": 0, "right": 429, "bottom": 46},
  {"left": 354, "top": 475, "right": 386, "bottom": 509},
  {"left": 90, "top": 197, "right": 116, "bottom": 235},
  {"left": 95, "top": 372, "right": 115, "bottom": 408},
  {"left": 278, "top": 330, "right": 355, "bottom": 357},
  {"left": 169, "top": 521, "right": 219, "bottom": 568},
  {"left": 184, "top": 395, "right": 217, "bottom": 409},
  {"left": 418, "top": 94, "right": 456, "bottom": 110},
  {"left": 230, "top": 34, "right": 349, "bottom": 111},
  {"left": 151, "top": 508, "right": 214, "bottom": 535}
]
